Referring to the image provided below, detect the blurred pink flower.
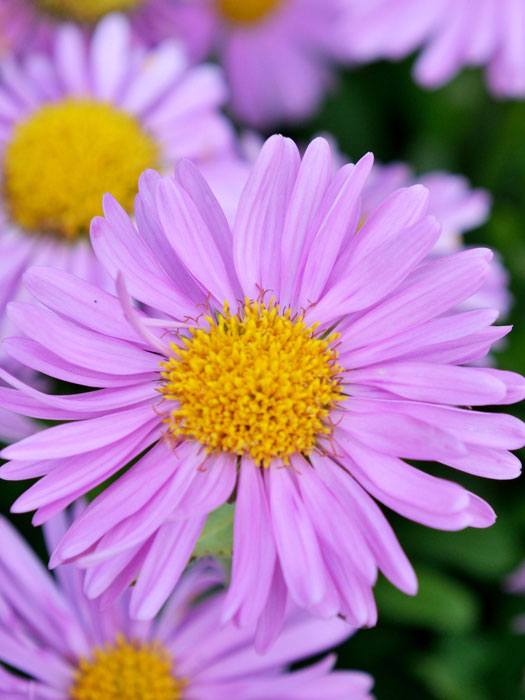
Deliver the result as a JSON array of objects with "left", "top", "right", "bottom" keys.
[
  {"left": 155, "top": 0, "right": 348, "bottom": 127},
  {"left": 344, "top": 0, "right": 525, "bottom": 98},
  {"left": 0, "top": 12, "right": 232, "bottom": 442},
  {"left": 0, "top": 0, "right": 207, "bottom": 57}
]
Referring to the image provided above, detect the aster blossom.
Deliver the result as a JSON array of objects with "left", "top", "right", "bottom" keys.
[
  {"left": 0, "top": 513, "right": 372, "bottom": 699},
  {"left": 344, "top": 0, "right": 525, "bottom": 98},
  {"left": 157, "top": 0, "right": 348, "bottom": 127},
  {"left": 1, "top": 135, "right": 525, "bottom": 648},
  {"left": 0, "top": 11, "right": 231, "bottom": 440},
  {"left": 0, "top": 0, "right": 210, "bottom": 58}
]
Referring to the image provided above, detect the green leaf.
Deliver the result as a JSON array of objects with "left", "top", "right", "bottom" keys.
[
  {"left": 402, "top": 520, "right": 521, "bottom": 581},
  {"left": 376, "top": 565, "right": 479, "bottom": 633},
  {"left": 416, "top": 656, "right": 489, "bottom": 700},
  {"left": 414, "top": 635, "right": 524, "bottom": 700},
  {"left": 193, "top": 504, "right": 234, "bottom": 559}
]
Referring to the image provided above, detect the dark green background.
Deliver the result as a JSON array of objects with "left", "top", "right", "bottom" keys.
[{"left": 3, "top": 55, "right": 525, "bottom": 700}]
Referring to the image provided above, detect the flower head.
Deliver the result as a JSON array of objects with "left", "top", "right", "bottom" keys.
[
  {"left": 2, "top": 135, "right": 524, "bottom": 647},
  {"left": 343, "top": 0, "right": 525, "bottom": 98},
  {"left": 0, "top": 12, "right": 231, "bottom": 440},
  {"left": 0, "top": 0, "right": 203, "bottom": 56},
  {"left": 5, "top": 98, "right": 159, "bottom": 239},
  {"left": 0, "top": 513, "right": 372, "bottom": 699},
  {"left": 156, "top": 0, "right": 347, "bottom": 126}
]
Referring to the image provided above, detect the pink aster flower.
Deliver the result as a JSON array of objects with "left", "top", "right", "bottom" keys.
[
  {"left": 156, "top": 0, "right": 347, "bottom": 127},
  {"left": 0, "top": 0, "right": 211, "bottom": 58},
  {"left": 0, "top": 12, "right": 231, "bottom": 440},
  {"left": 1, "top": 136, "right": 524, "bottom": 647},
  {"left": 343, "top": 0, "right": 525, "bottom": 97},
  {"left": 0, "top": 513, "right": 372, "bottom": 699}
]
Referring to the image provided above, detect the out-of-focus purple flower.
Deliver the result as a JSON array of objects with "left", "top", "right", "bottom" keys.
[
  {"left": 0, "top": 12, "right": 232, "bottom": 442},
  {"left": 343, "top": 0, "right": 525, "bottom": 98},
  {"left": 1, "top": 136, "right": 524, "bottom": 647},
  {"left": 152, "top": 0, "right": 348, "bottom": 127},
  {"left": 0, "top": 0, "right": 211, "bottom": 57},
  {"left": 0, "top": 513, "right": 372, "bottom": 699}
]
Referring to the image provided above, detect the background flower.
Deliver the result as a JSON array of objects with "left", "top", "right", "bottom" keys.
[
  {"left": 343, "top": 0, "right": 525, "bottom": 98},
  {"left": 0, "top": 512, "right": 373, "bottom": 699},
  {"left": 154, "top": 0, "right": 349, "bottom": 127},
  {"left": 0, "top": 0, "right": 207, "bottom": 57},
  {"left": 0, "top": 11, "right": 232, "bottom": 441}
]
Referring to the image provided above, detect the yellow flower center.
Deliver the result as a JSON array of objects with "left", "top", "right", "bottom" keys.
[
  {"left": 160, "top": 299, "right": 343, "bottom": 467},
  {"left": 216, "top": 0, "right": 282, "bottom": 24},
  {"left": 35, "top": 0, "right": 143, "bottom": 23},
  {"left": 70, "top": 636, "right": 185, "bottom": 700},
  {"left": 2, "top": 99, "right": 158, "bottom": 240}
]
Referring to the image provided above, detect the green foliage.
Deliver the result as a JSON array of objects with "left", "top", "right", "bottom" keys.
[
  {"left": 376, "top": 566, "right": 480, "bottom": 634},
  {"left": 403, "top": 521, "right": 521, "bottom": 582},
  {"left": 192, "top": 503, "right": 234, "bottom": 558}
]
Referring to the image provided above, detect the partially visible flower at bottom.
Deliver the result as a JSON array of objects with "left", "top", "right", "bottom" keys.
[{"left": 0, "top": 512, "right": 372, "bottom": 700}]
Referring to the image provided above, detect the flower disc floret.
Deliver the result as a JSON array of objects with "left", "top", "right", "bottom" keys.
[
  {"left": 35, "top": 0, "right": 143, "bottom": 22},
  {"left": 71, "top": 635, "right": 185, "bottom": 700},
  {"left": 217, "top": 0, "right": 282, "bottom": 24},
  {"left": 3, "top": 99, "right": 158, "bottom": 239},
  {"left": 160, "top": 298, "right": 343, "bottom": 466}
]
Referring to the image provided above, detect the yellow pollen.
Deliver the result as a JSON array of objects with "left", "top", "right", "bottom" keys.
[
  {"left": 3, "top": 99, "right": 158, "bottom": 240},
  {"left": 35, "top": 0, "right": 143, "bottom": 23},
  {"left": 216, "top": 0, "right": 282, "bottom": 24},
  {"left": 70, "top": 635, "right": 185, "bottom": 700},
  {"left": 160, "top": 299, "right": 343, "bottom": 467}
]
